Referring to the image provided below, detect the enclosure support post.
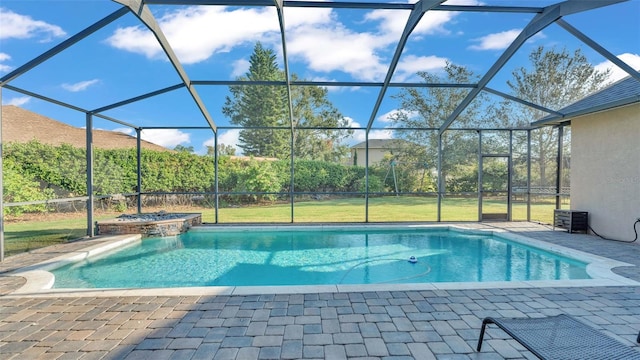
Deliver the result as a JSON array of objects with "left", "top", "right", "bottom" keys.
[
  {"left": 214, "top": 133, "right": 219, "bottom": 224},
  {"left": 136, "top": 128, "right": 142, "bottom": 214},
  {"left": 508, "top": 130, "right": 513, "bottom": 221},
  {"left": 527, "top": 129, "right": 532, "bottom": 221},
  {"left": 365, "top": 133, "right": 370, "bottom": 222},
  {"left": 290, "top": 129, "right": 295, "bottom": 223},
  {"left": 477, "top": 130, "right": 483, "bottom": 222},
  {"left": 0, "top": 89, "right": 4, "bottom": 262},
  {"left": 86, "top": 113, "right": 95, "bottom": 237},
  {"left": 437, "top": 133, "right": 443, "bottom": 222},
  {"left": 555, "top": 125, "right": 564, "bottom": 210}
]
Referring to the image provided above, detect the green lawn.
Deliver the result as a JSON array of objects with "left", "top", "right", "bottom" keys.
[
  {"left": 3, "top": 196, "right": 558, "bottom": 257},
  {"left": 216, "top": 196, "right": 557, "bottom": 223},
  {"left": 3, "top": 213, "right": 117, "bottom": 257}
]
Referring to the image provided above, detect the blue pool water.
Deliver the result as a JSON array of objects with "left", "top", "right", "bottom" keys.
[{"left": 52, "top": 228, "right": 590, "bottom": 288}]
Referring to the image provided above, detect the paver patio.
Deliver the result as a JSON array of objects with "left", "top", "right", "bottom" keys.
[{"left": 1, "top": 222, "right": 639, "bottom": 359}]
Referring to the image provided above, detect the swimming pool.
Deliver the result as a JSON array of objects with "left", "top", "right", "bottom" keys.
[{"left": 50, "top": 226, "right": 592, "bottom": 289}]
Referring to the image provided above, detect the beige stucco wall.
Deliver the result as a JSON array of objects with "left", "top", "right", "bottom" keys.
[
  {"left": 571, "top": 103, "right": 640, "bottom": 241},
  {"left": 352, "top": 148, "right": 388, "bottom": 166}
]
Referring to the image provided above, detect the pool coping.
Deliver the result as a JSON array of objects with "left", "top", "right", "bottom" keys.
[{"left": 5, "top": 224, "right": 639, "bottom": 298}]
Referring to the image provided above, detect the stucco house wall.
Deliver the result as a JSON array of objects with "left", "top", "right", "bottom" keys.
[
  {"left": 350, "top": 139, "right": 411, "bottom": 166},
  {"left": 351, "top": 147, "right": 387, "bottom": 166},
  {"left": 571, "top": 103, "right": 640, "bottom": 241}
]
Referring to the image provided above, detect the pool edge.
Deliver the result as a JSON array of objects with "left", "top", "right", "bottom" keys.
[{"left": 5, "top": 224, "right": 639, "bottom": 298}]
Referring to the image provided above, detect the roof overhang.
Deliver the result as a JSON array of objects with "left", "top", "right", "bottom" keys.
[{"left": 531, "top": 95, "right": 640, "bottom": 127}]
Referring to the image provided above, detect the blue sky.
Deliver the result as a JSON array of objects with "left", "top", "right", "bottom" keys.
[{"left": 1, "top": 0, "right": 639, "bottom": 154}]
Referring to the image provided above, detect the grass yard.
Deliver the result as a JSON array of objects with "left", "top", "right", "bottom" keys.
[
  {"left": 3, "top": 196, "right": 558, "bottom": 257},
  {"left": 216, "top": 196, "right": 557, "bottom": 223},
  {"left": 3, "top": 213, "right": 119, "bottom": 257}
]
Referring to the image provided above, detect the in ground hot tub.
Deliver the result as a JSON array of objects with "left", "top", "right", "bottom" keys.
[{"left": 96, "top": 211, "right": 202, "bottom": 237}]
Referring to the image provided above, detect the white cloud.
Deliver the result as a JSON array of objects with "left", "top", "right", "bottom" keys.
[
  {"left": 140, "top": 129, "right": 190, "bottom": 148},
  {"left": 105, "top": 26, "right": 162, "bottom": 60},
  {"left": 349, "top": 129, "right": 394, "bottom": 144},
  {"left": 376, "top": 109, "right": 418, "bottom": 123},
  {"left": 341, "top": 116, "right": 393, "bottom": 145},
  {"left": 202, "top": 130, "right": 242, "bottom": 154},
  {"left": 104, "top": 3, "right": 465, "bottom": 81},
  {"left": 469, "top": 28, "right": 546, "bottom": 51},
  {"left": 284, "top": 2, "right": 471, "bottom": 81},
  {"left": 0, "top": 63, "right": 11, "bottom": 73},
  {"left": 0, "top": 52, "right": 12, "bottom": 73},
  {"left": 368, "top": 129, "right": 394, "bottom": 140},
  {"left": 61, "top": 79, "right": 100, "bottom": 92},
  {"left": 306, "top": 77, "right": 362, "bottom": 92},
  {"left": 348, "top": 130, "right": 367, "bottom": 145},
  {"left": 0, "top": 8, "right": 66, "bottom": 41},
  {"left": 413, "top": 9, "right": 458, "bottom": 36},
  {"left": 112, "top": 127, "right": 134, "bottom": 135},
  {"left": 282, "top": 7, "right": 334, "bottom": 28},
  {"left": 346, "top": 116, "right": 363, "bottom": 129},
  {"left": 377, "top": 110, "right": 397, "bottom": 123},
  {"left": 287, "top": 24, "right": 389, "bottom": 81},
  {"left": 282, "top": 7, "right": 406, "bottom": 81},
  {"left": 395, "top": 55, "right": 448, "bottom": 81},
  {"left": 231, "top": 59, "right": 250, "bottom": 78},
  {"left": 363, "top": 9, "right": 410, "bottom": 41},
  {"left": 595, "top": 53, "right": 640, "bottom": 83},
  {"left": 218, "top": 129, "right": 241, "bottom": 148},
  {"left": 469, "top": 29, "right": 521, "bottom": 51},
  {"left": 203, "top": 137, "right": 214, "bottom": 147},
  {"left": 413, "top": 0, "right": 482, "bottom": 37},
  {"left": 345, "top": 117, "right": 366, "bottom": 145},
  {"left": 106, "top": 4, "right": 395, "bottom": 80},
  {"left": 2, "top": 96, "right": 30, "bottom": 106},
  {"left": 364, "top": 1, "right": 467, "bottom": 40},
  {"left": 106, "top": 6, "right": 280, "bottom": 64}
]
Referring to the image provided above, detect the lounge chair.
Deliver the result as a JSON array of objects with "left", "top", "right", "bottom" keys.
[{"left": 477, "top": 314, "right": 640, "bottom": 359}]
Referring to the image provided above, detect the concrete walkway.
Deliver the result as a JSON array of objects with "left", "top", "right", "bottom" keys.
[{"left": 1, "top": 222, "right": 639, "bottom": 359}]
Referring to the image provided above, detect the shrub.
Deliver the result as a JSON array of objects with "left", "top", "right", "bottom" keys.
[
  {"left": 236, "top": 159, "right": 282, "bottom": 202},
  {"left": 356, "top": 174, "right": 384, "bottom": 194},
  {"left": 3, "top": 157, "right": 55, "bottom": 216}
]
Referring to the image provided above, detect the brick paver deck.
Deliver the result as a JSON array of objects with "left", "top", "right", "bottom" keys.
[{"left": 1, "top": 222, "right": 639, "bottom": 359}]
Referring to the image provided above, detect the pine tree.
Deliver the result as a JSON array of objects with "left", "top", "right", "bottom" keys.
[
  {"left": 222, "top": 43, "right": 352, "bottom": 161},
  {"left": 223, "top": 42, "right": 289, "bottom": 158}
]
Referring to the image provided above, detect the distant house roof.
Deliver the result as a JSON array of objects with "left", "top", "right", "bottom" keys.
[
  {"left": 531, "top": 75, "right": 640, "bottom": 127},
  {"left": 351, "top": 139, "right": 413, "bottom": 149},
  {"left": 1, "top": 105, "right": 170, "bottom": 151}
]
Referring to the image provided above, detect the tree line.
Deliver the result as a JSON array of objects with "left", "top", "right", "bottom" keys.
[
  {"left": 2, "top": 140, "right": 378, "bottom": 216},
  {"left": 213, "top": 43, "right": 607, "bottom": 191},
  {"left": 3, "top": 135, "right": 553, "bottom": 217}
]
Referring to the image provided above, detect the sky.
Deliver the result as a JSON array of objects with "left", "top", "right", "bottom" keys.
[{"left": 1, "top": 0, "right": 639, "bottom": 155}]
